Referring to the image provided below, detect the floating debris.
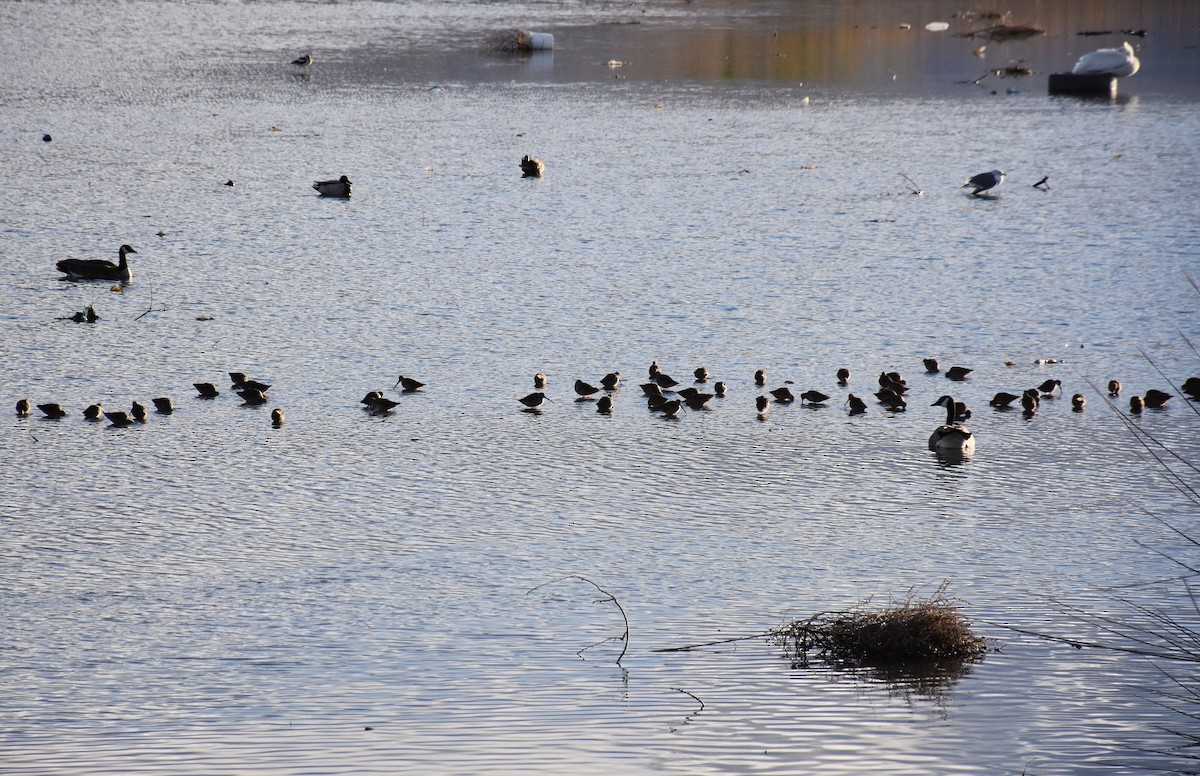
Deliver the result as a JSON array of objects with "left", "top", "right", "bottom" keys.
[{"left": 961, "top": 24, "right": 1045, "bottom": 41}]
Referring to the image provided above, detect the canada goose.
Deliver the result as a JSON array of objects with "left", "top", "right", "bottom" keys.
[
  {"left": 574, "top": 379, "right": 599, "bottom": 399},
  {"left": 1107, "top": 380, "right": 1121, "bottom": 397},
  {"left": 714, "top": 381, "right": 727, "bottom": 397},
  {"left": 518, "top": 392, "right": 547, "bottom": 409},
  {"left": 596, "top": 395, "right": 613, "bottom": 414},
  {"left": 1072, "top": 41, "right": 1139, "bottom": 78},
  {"left": 16, "top": 398, "right": 30, "bottom": 416},
  {"left": 104, "top": 411, "right": 133, "bottom": 427},
  {"left": 238, "top": 388, "right": 268, "bottom": 405},
  {"left": 640, "top": 382, "right": 664, "bottom": 398},
  {"left": 271, "top": 408, "right": 285, "bottom": 426},
  {"left": 801, "top": 390, "right": 830, "bottom": 405},
  {"left": 83, "top": 403, "right": 103, "bottom": 420},
  {"left": 194, "top": 383, "right": 219, "bottom": 398},
  {"left": 990, "top": 392, "right": 1019, "bottom": 408},
  {"left": 152, "top": 397, "right": 174, "bottom": 414},
  {"left": 56, "top": 244, "right": 136, "bottom": 283},
  {"left": 654, "top": 372, "right": 679, "bottom": 390},
  {"left": 755, "top": 395, "right": 769, "bottom": 415},
  {"left": 754, "top": 369, "right": 767, "bottom": 386},
  {"left": 600, "top": 372, "right": 621, "bottom": 391},
  {"left": 962, "top": 170, "right": 1004, "bottom": 196},
  {"left": 395, "top": 375, "right": 425, "bottom": 393},
  {"left": 770, "top": 386, "right": 795, "bottom": 403},
  {"left": 1143, "top": 389, "right": 1171, "bottom": 408},
  {"left": 313, "top": 175, "right": 352, "bottom": 198},
  {"left": 520, "top": 155, "right": 545, "bottom": 178},
  {"left": 534, "top": 372, "right": 548, "bottom": 389},
  {"left": 131, "top": 401, "right": 147, "bottom": 422},
  {"left": 292, "top": 53, "right": 313, "bottom": 66},
  {"left": 846, "top": 394, "right": 867, "bottom": 415},
  {"left": 945, "top": 366, "right": 972, "bottom": 381},
  {"left": 923, "top": 358, "right": 939, "bottom": 373},
  {"left": 1130, "top": 395, "right": 1144, "bottom": 413},
  {"left": 1038, "top": 379, "right": 1062, "bottom": 396},
  {"left": 929, "top": 395, "right": 976, "bottom": 452},
  {"left": 38, "top": 403, "right": 66, "bottom": 418},
  {"left": 694, "top": 366, "right": 709, "bottom": 383},
  {"left": 836, "top": 367, "right": 850, "bottom": 385},
  {"left": 1071, "top": 394, "right": 1086, "bottom": 412}
]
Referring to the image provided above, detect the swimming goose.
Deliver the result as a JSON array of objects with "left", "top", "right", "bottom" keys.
[
  {"left": 929, "top": 395, "right": 976, "bottom": 452},
  {"left": 395, "top": 375, "right": 426, "bottom": 393},
  {"left": 1143, "top": 389, "right": 1171, "bottom": 408},
  {"left": 520, "top": 155, "right": 545, "bottom": 178},
  {"left": 16, "top": 398, "right": 30, "bottom": 416},
  {"left": 38, "top": 403, "right": 67, "bottom": 418},
  {"left": 313, "top": 175, "right": 352, "bottom": 198},
  {"left": 962, "top": 170, "right": 1004, "bottom": 196},
  {"left": 1072, "top": 41, "right": 1139, "bottom": 78},
  {"left": 56, "top": 244, "right": 136, "bottom": 283}
]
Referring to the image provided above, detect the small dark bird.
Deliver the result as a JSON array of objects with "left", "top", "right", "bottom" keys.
[
  {"left": 836, "top": 368, "right": 850, "bottom": 385},
  {"left": 395, "top": 375, "right": 426, "bottom": 393},
  {"left": 990, "top": 392, "right": 1019, "bottom": 408},
  {"left": 368, "top": 395, "right": 400, "bottom": 414},
  {"left": 57, "top": 244, "right": 136, "bottom": 283},
  {"left": 239, "top": 388, "right": 269, "bottom": 406},
  {"left": 1182, "top": 377, "right": 1200, "bottom": 396},
  {"left": 962, "top": 169, "right": 1005, "bottom": 196},
  {"left": 1143, "top": 389, "right": 1171, "bottom": 408},
  {"left": 574, "top": 379, "right": 600, "bottom": 399},
  {"left": 229, "top": 372, "right": 247, "bottom": 386},
  {"left": 770, "top": 386, "right": 795, "bottom": 403},
  {"left": 152, "top": 397, "right": 174, "bottom": 414},
  {"left": 83, "top": 403, "right": 103, "bottom": 421},
  {"left": 713, "top": 381, "right": 727, "bottom": 397},
  {"left": 131, "top": 401, "right": 147, "bottom": 422},
  {"left": 1038, "top": 379, "right": 1062, "bottom": 396},
  {"left": 923, "top": 358, "right": 940, "bottom": 373},
  {"left": 1107, "top": 380, "right": 1121, "bottom": 396},
  {"left": 1021, "top": 391, "right": 1039, "bottom": 413},
  {"left": 520, "top": 155, "right": 545, "bottom": 178},
  {"left": 600, "top": 372, "right": 621, "bottom": 391},
  {"left": 649, "top": 361, "right": 661, "bottom": 378},
  {"left": 42, "top": 134, "right": 52, "bottom": 142},
  {"left": 756, "top": 395, "right": 770, "bottom": 415},
  {"left": 755, "top": 369, "right": 767, "bottom": 386},
  {"left": 1033, "top": 175, "right": 1049, "bottom": 190},
  {"left": 271, "top": 408, "right": 285, "bottom": 426},
  {"left": 946, "top": 366, "right": 972, "bottom": 381},
  {"left": 292, "top": 53, "right": 313, "bottom": 66},
  {"left": 231, "top": 374, "right": 270, "bottom": 393},
  {"left": 877, "top": 389, "right": 907, "bottom": 411},
  {"left": 104, "top": 411, "right": 133, "bottom": 427},
  {"left": 313, "top": 175, "right": 352, "bottom": 198},
  {"left": 195, "top": 383, "right": 219, "bottom": 398},
  {"left": 694, "top": 366, "right": 709, "bottom": 383},
  {"left": 38, "top": 403, "right": 67, "bottom": 418},
  {"left": 846, "top": 394, "right": 867, "bottom": 415},
  {"left": 1071, "top": 394, "right": 1086, "bottom": 412},
  {"left": 596, "top": 395, "right": 613, "bottom": 414},
  {"left": 519, "top": 392, "right": 547, "bottom": 409},
  {"left": 678, "top": 388, "right": 713, "bottom": 410},
  {"left": 646, "top": 394, "right": 668, "bottom": 412},
  {"left": 801, "top": 390, "right": 830, "bottom": 405},
  {"left": 360, "top": 390, "right": 383, "bottom": 406},
  {"left": 16, "top": 398, "right": 30, "bottom": 416},
  {"left": 660, "top": 399, "right": 683, "bottom": 418},
  {"left": 534, "top": 372, "right": 548, "bottom": 389},
  {"left": 654, "top": 372, "right": 679, "bottom": 390},
  {"left": 1130, "top": 395, "right": 1144, "bottom": 414},
  {"left": 954, "top": 401, "right": 971, "bottom": 420},
  {"left": 225, "top": 180, "right": 234, "bottom": 186},
  {"left": 641, "top": 382, "right": 664, "bottom": 398}
]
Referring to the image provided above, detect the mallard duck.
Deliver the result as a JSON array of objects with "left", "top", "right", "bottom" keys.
[
  {"left": 271, "top": 408, "right": 285, "bottom": 426},
  {"left": 1072, "top": 41, "right": 1139, "bottom": 78},
  {"left": 962, "top": 170, "right": 1004, "bottom": 196},
  {"left": 395, "top": 375, "right": 425, "bottom": 393},
  {"left": 574, "top": 379, "right": 599, "bottom": 399},
  {"left": 313, "top": 175, "right": 352, "bottom": 198},
  {"left": 929, "top": 395, "right": 976, "bottom": 452},
  {"left": 1143, "top": 389, "right": 1171, "bottom": 408},
  {"left": 56, "top": 244, "right": 136, "bottom": 283},
  {"left": 520, "top": 155, "right": 545, "bottom": 178}
]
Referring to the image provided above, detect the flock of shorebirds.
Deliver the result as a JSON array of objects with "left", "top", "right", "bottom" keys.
[{"left": 14, "top": 360, "right": 1198, "bottom": 451}]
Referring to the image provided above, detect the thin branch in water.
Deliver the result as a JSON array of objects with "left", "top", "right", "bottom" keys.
[
  {"left": 671, "top": 687, "right": 705, "bottom": 712},
  {"left": 899, "top": 173, "right": 922, "bottom": 195},
  {"left": 528, "top": 575, "right": 629, "bottom": 665},
  {"left": 653, "top": 632, "right": 772, "bottom": 653}
]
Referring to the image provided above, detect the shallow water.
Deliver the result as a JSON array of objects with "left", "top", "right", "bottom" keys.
[{"left": 3, "top": 1, "right": 1200, "bottom": 774}]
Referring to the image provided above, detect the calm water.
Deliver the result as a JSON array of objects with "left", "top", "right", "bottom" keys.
[{"left": 3, "top": 1, "right": 1200, "bottom": 774}]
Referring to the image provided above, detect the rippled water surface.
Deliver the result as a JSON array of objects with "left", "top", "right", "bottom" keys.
[{"left": 3, "top": 1, "right": 1200, "bottom": 774}]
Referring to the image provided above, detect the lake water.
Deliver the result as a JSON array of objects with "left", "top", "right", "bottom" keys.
[{"left": 3, "top": 1, "right": 1200, "bottom": 773}]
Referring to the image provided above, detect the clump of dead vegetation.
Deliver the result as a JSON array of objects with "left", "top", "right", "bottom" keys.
[{"left": 772, "top": 585, "right": 988, "bottom": 668}]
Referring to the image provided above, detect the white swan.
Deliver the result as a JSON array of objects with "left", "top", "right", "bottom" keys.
[
  {"left": 929, "top": 395, "right": 976, "bottom": 453},
  {"left": 1072, "top": 42, "right": 1139, "bottom": 78}
]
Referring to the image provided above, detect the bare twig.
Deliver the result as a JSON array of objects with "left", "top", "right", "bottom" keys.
[
  {"left": 671, "top": 687, "right": 705, "bottom": 712},
  {"left": 653, "top": 632, "right": 772, "bottom": 653},
  {"left": 899, "top": 173, "right": 922, "bottom": 195},
  {"left": 528, "top": 575, "right": 629, "bottom": 665}
]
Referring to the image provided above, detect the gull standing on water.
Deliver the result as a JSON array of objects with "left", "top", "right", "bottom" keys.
[{"left": 962, "top": 170, "right": 1005, "bottom": 197}]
